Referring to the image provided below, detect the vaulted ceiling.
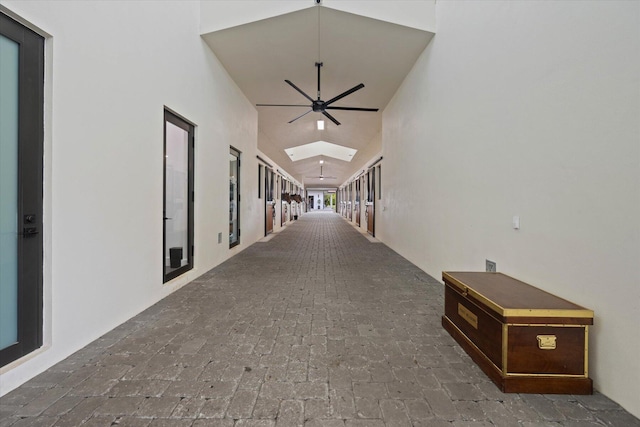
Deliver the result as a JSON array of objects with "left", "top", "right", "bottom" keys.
[{"left": 202, "top": 6, "right": 433, "bottom": 188}]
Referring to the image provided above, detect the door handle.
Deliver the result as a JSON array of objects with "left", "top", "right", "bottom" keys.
[
  {"left": 163, "top": 217, "right": 172, "bottom": 220},
  {"left": 22, "top": 227, "right": 39, "bottom": 237}
]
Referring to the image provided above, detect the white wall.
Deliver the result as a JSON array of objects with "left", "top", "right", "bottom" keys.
[
  {"left": 0, "top": 0, "right": 266, "bottom": 394},
  {"left": 380, "top": 1, "right": 640, "bottom": 417},
  {"left": 324, "top": 0, "right": 435, "bottom": 33}
]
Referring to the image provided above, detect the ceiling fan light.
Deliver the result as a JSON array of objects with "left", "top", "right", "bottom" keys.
[
  {"left": 319, "top": 160, "right": 324, "bottom": 164},
  {"left": 317, "top": 120, "right": 325, "bottom": 130}
]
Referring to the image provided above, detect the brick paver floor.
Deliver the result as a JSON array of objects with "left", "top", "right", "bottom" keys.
[{"left": 2, "top": 211, "right": 639, "bottom": 426}]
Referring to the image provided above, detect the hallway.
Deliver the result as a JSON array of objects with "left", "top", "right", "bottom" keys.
[{"left": 1, "top": 212, "right": 638, "bottom": 427}]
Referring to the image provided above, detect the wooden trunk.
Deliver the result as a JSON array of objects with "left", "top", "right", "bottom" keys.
[{"left": 442, "top": 271, "right": 593, "bottom": 394}]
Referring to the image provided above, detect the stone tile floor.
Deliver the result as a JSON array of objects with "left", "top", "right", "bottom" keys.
[{"left": 1, "top": 212, "right": 639, "bottom": 427}]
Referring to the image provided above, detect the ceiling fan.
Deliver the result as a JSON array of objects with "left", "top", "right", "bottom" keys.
[
  {"left": 306, "top": 165, "right": 336, "bottom": 181},
  {"left": 256, "top": 62, "right": 379, "bottom": 126}
]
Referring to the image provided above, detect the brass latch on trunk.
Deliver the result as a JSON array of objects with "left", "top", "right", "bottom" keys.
[{"left": 537, "top": 335, "right": 557, "bottom": 350}]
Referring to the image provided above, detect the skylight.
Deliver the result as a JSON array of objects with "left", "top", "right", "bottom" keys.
[{"left": 284, "top": 141, "right": 357, "bottom": 162}]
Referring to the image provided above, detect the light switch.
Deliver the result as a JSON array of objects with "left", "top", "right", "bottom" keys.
[{"left": 512, "top": 215, "right": 520, "bottom": 230}]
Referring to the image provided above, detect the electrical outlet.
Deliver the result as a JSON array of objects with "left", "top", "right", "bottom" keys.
[
  {"left": 486, "top": 259, "right": 496, "bottom": 272},
  {"left": 218, "top": 232, "right": 222, "bottom": 244}
]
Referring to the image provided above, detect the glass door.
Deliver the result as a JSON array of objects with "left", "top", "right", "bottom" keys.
[
  {"left": 163, "top": 110, "right": 194, "bottom": 282},
  {"left": 0, "top": 13, "right": 44, "bottom": 367}
]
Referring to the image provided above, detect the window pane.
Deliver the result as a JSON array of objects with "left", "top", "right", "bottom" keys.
[
  {"left": 165, "top": 121, "right": 189, "bottom": 273},
  {"left": 258, "top": 165, "right": 262, "bottom": 199},
  {"left": 0, "top": 34, "right": 19, "bottom": 350},
  {"left": 229, "top": 151, "right": 239, "bottom": 246},
  {"left": 378, "top": 165, "right": 382, "bottom": 199}
]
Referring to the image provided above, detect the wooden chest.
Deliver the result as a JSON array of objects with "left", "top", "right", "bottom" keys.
[{"left": 441, "top": 272, "right": 594, "bottom": 394}]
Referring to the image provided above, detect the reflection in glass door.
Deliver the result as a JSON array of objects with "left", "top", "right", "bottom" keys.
[
  {"left": 0, "top": 13, "right": 44, "bottom": 367},
  {"left": 229, "top": 148, "right": 240, "bottom": 247},
  {"left": 0, "top": 28, "right": 20, "bottom": 360},
  {"left": 163, "top": 110, "right": 194, "bottom": 282}
]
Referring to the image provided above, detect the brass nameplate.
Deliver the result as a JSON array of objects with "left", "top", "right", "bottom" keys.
[
  {"left": 458, "top": 303, "right": 478, "bottom": 329},
  {"left": 537, "top": 335, "right": 557, "bottom": 350}
]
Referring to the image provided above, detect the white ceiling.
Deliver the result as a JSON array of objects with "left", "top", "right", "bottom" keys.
[{"left": 202, "top": 6, "right": 433, "bottom": 188}]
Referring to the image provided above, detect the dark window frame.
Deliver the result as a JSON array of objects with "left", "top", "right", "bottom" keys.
[
  {"left": 377, "top": 165, "right": 382, "bottom": 199},
  {"left": 258, "top": 164, "right": 263, "bottom": 199},
  {"left": 268, "top": 170, "right": 274, "bottom": 201},
  {"left": 229, "top": 146, "right": 241, "bottom": 248},
  {"left": 163, "top": 109, "right": 195, "bottom": 283},
  {"left": 367, "top": 169, "right": 375, "bottom": 203}
]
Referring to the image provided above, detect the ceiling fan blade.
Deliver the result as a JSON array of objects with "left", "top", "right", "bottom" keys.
[
  {"left": 288, "top": 109, "right": 313, "bottom": 124},
  {"left": 322, "top": 111, "right": 341, "bottom": 126},
  {"left": 285, "top": 80, "right": 315, "bottom": 103},
  {"left": 256, "top": 104, "right": 311, "bottom": 107},
  {"left": 323, "top": 83, "right": 365, "bottom": 107},
  {"left": 325, "top": 106, "right": 379, "bottom": 112}
]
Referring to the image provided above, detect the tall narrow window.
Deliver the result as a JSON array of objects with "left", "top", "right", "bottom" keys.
[
  {"left": 163, "top": 110, "right": 194, "bottom": 283},
  {"left": 269, "top": 170, "right": 274, "bottom": 201},
  {"left": 366, "top": 172, "right": 371, "bottom": 202},
  {"left": 367, "top": 169, "right": 375, "bottom": 202},
  {"left": 1, "top": 13, "right": 44, "bottom": 367},
  {"left": 258, "top": 164, "right": 263, "bottom": 199},
  {"left": 229, "top": 147, "right": 240, "bottom": 248},
  {"left": 377, "top": 165, "right": 382, "bottom": 199}
]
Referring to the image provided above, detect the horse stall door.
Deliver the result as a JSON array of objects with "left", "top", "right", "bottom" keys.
[
  {"left": 266, "top": 202, "right": 274, "bottom": 235},
  {"left": 366, "top": 168, "right": 375, "bottom": 236},
  {"left": 366, "top": 204, "right": 374, "bottom": 235}
]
